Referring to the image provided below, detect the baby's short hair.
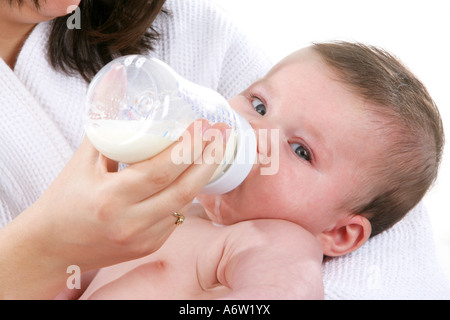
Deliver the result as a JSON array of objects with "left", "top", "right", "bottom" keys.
[{"left": 312, "top": 41, "right": 444, "bottom": 237}]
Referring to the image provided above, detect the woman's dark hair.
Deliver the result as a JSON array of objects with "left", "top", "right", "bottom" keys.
[
  {"left": 10, "top": 0, "right": 167, "bottom": 82},
  {"left": 50, "top": 0, "right": 167, "bottom": 82}
]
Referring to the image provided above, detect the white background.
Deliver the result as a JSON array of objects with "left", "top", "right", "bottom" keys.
[{"left": 215, "top": 0, "right": 450, "bottom": 281}]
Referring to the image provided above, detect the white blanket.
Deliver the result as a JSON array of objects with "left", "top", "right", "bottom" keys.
[{"left": 323, "top": 202, "right": 450, "bottom": 299}]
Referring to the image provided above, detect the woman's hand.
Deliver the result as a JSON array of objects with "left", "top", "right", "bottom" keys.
[{"left": 0, "top": 120, "right": 227, "bottom": 299}]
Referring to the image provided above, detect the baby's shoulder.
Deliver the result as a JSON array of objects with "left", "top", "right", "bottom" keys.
[
  {"left": 186, "top": 204, "right": 320, "bottom": 256},
  {"left": 191, "top": 217, "right": 324, "bottom": 298},
  {"left": 218, "top": 219, "right": 323, "bottom": 265},
  {"left": 211, "top": 220, "right": 324, "bottom": 299}
]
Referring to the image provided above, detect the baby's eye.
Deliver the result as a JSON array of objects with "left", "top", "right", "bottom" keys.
[
  {"left": 252, "top": 97, "right": 266, "bottom": 116},
  {"left": 290, "top": 143, "right": 312, "bottom": 162}
]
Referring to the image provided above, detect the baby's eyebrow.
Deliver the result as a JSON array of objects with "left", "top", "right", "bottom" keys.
[{"left": 250, "top": 78, "right": 275, "bottom": 98}]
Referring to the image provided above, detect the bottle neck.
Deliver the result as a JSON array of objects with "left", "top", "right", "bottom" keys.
[{"left": 201, "top": 110, "right": 257, "bottom": 194}]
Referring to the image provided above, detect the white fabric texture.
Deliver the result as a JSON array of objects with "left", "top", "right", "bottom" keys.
[
  {"left": 0, "top": 0, "right": 448, "bottom": 300},
  {"left": 323, "top": 202, "right": 450, "bottom": 299}
]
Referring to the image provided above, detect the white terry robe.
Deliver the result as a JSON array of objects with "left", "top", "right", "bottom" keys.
[{"left": 0, "top": 0, "right": 448, "bottom": 300}]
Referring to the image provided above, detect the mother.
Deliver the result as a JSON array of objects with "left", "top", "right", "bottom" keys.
[{"left": 0, "top": 0, "right": 270, "bottom": 299}]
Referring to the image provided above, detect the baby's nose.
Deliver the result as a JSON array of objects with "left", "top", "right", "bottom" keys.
[
  {"left": 248, "top": 122, "right": 281, "bottom": 176},
  {"left": 249, "top": 121, "right": 278, "bottom": 157}
]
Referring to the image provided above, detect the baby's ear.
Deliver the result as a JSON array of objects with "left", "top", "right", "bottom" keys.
[{"left": 316, "top": 215, "right": 371, "bottom": 257}]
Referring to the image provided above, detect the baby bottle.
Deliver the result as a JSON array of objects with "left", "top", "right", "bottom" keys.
[{"left": 85, "top": 55, "right": 257, "bottom": 194}]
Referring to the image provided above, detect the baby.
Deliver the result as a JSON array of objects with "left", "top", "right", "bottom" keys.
[{"left": 74, "top": 41, "right": 444, "bottom": 299}]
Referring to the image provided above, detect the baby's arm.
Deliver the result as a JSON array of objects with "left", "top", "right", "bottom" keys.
[{"left": 217, "top": 219, "right": 324, "bottom": 300}]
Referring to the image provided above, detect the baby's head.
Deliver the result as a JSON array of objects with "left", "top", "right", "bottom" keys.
[
  {"left": 311, "top": 42, "right": 444, "bottom": 237},
  {"left": 197, "top": 41, "right": 444, "bottom": 256}
]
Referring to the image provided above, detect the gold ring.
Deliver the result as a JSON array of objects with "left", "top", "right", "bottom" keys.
[{"left": 173, "top": 212, "right": 185, "bottom": 226}]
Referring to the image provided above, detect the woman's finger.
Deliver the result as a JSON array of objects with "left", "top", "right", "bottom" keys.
[
  {"left": 132, "top": 124, "right": 228, "bottom": 218},
  {"left": 114, "top": 119, "right": 211, "bottom": 202}
]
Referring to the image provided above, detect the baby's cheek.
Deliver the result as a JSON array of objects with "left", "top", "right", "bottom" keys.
[{"left": 248, "top": 182, "right": 288, "bottom": 218}]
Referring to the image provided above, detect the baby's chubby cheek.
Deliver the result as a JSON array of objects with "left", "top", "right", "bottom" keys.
[{"left": 195, "top": 146, "right": 285, "bottom": 223}]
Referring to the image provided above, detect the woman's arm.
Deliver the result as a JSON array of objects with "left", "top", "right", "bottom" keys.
[
  {"left": 0, "top": 121, "right": 227, "bottom": 299},
  {"left": 0, "top": 209, "right": 73, "bottom": 299}
]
